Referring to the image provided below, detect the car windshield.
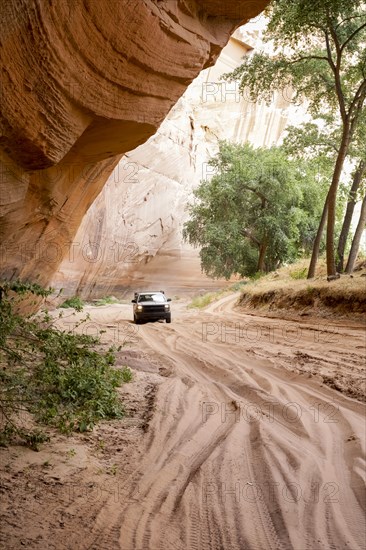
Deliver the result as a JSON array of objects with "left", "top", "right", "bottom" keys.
[{"left": 138, "top": 293, "right": 165, "bottom": 303}]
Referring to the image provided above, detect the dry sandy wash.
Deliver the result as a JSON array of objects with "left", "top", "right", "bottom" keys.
[{"left": 1, "top": 294, "right": 365, "bottom": 550}]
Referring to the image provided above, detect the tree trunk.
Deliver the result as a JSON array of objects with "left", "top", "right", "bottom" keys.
[
  {"left": 337, "top": 160, "right": 366, "bottom": 272},
  {"left": 307, "top": 198, "right": 328, "bottom": 279},
  {"left": 326, "top": 126, "right": 352, "bottom": 277},
  {"left": 257, "top": 242, "right": 268, "bottom": 272},
  {"left": 345, "top": 193, "right": 366, "bottom": 273}
]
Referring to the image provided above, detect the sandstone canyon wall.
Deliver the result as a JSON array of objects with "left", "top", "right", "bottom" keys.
[
  {"left": 0, "top": 0, "right": 270, "bottom": 286},
  {"left": 52, "top": 25, "right": 298, "bottom": 298}
]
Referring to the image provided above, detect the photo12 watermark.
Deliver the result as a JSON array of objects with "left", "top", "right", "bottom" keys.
[
  {"left": 201, "top": 81, "right": 297, "bottom": 107},
  {"left": 201, "top": 400, "right": 340, "bottom": 425},
  {"left": 201, "top": 321, "right": 340, "bottom": 345},
  {"left": 0, "top": 238, "right": 140, "bottom": 269},
  {"left": 202, "top": 480, "right": 340, "bottom": 504},
  {"left": 0, "top": 157, "right": 140, "bottom": 190},
  {"left": 63, "top": 320, "right": 139, "bottom": 346},
  {"left": 201, "top": 156, "right": 324, "bottom": 183}
]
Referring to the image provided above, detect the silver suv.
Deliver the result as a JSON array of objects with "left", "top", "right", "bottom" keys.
[{"left": 132, "top": 291, "right": 172, "bottom": 324}]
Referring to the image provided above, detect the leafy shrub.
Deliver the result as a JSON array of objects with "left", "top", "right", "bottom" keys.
[
  {"left": 188, "top": 293, "right": 217, "bottom": 309},
  {"left": 59, "top": 296, "right": 85, "bottom": 311},
  {"left": 120, "top": 366, "right": 133, "bottom": 383},
  {"left": 189, "top": 283, "right": 249, "bottom": 308},
  {"left": 289, "top": 267, "right": 308, "bottom": 280},
  {"left": 94, "top": 296, "right": 120, "bottom": 307},
  {"left": 0, "top": 281, "right": 131, "bottom": 448},
  {"left": 249, "top": 272, "right": 264, "bottom": 282},
  {"left": 228, "top": 281, "right": 248, "bottom": 292}
]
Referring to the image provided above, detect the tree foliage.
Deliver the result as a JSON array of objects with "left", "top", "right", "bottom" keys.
[
  {"left": 228, "top": 0, "right": 366, "bottom": 116},
  {"left": 282, "top": 108, "right": 366, "bottom": 272},
  {"left": 0, "top": 281, "right": 131, "bottom": 448},
  {"left": 225, "top": 0, "right": 366, "bottom": 276},
  {"left": 183, "top": 142, "right": 326, "bottom": 279}
]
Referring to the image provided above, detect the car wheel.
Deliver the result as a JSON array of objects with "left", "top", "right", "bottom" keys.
[
  {"left": 134, "top": 315, "right": 141, "bottom": 324},
  {"left": 166, "top": 314, "right": 171, "bottom": 323}
]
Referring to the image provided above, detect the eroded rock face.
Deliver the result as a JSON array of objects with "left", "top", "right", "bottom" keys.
[
  {"left": 52, "top": 30, "right": 295, "bottom": 298},
  {"left": 0, "top": 0, "right": 269, "bottom": 284}
]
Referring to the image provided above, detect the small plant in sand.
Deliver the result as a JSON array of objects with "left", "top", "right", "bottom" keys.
[
  {"left": 93, "top": 296, "right": 120, "bottom": 306},
  {"left": 58, "top": 296, "right": 85, "bottom": 311},
  {"left": 0, "top": 280, "right": 132, "bottom": 449}
]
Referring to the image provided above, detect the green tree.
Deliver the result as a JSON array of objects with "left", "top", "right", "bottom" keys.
[
  {"left": 282, "top": 118, "right": 364, "bottom": 275},
  {"left": 345, "top": 190, "right": 366, "bottom": 273},
  {"left": 225, "top": 0, "right": 366, "bottom": 277},
  {"left": 183, "top": 142, "right": 325, "bottom": 278},
  {"left": 336, "top": 108, "right": 366, "bottom": 271},
  {"left": 337, "top": 159, "right": 366, "bottom": 271}
]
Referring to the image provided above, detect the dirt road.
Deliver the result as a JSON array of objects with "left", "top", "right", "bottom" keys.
[{"left": 1, "top": 295, "right": 365, "bottom": 549}]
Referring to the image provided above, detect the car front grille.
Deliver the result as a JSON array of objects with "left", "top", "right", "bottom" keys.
[{"left": 142, "top": 305, "right": 166, "bottom": 313}]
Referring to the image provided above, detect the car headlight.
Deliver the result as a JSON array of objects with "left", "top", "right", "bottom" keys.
[
  {"left": 137, "top": 305, "right": 143, "bottom": 311},
  {"left": 164, "top": 304, "right": 170, "bottom": 309}
]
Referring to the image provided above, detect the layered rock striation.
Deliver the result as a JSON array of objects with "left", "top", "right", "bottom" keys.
[
  {"left": 0, "top": 0, "right": 269, "bottom": 284},
  {"left": 52, "top": 27, "right": 296, "bottom": 298}
]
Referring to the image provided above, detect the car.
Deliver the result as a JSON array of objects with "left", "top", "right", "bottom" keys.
[{"left": 132, "top": 290, "right": 172, "bottom": 324}]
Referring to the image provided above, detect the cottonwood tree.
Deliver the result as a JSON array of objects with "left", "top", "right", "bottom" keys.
[
  {"left": 183, "top": 142, "right": 324, "bottom": 278},
  {"left": 337, "top": 110, "right": 366, "bottom": 271},
  {"left": 226, "top": 0, "right": 366, "bottom": 277},
  {"left": 345, "top": 191, "right": 366, "bottom": 273},
  {"left": 283, "top": 118, "right": 365, "bottom": 275},
  {"left": 337, "top": 159, "right": 366, "bottom": 271},
  {"left": 282, "top": 121, "right": 335, "bottom": 278}
]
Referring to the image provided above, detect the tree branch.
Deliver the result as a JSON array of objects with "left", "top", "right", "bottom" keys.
[
  {"left": 349, "top": 79, "right": 366, "bottom": 117},
  {"left": 325, "top": 28, "right": 347, "bottom": 122},
  {"left": 327, "top": 19, "right": 341, "bottom": 59},
  {"left": 240, "top": 183, "right": 268, "bottom": 205},
  {"left": 335, "top": 14, "right": 365, "bottom": 31},
  {"left": 324, "top": 31, "right": 337, "bottom": 72},
  {"left": 288, "top": 55, "right": 329, "bottom": 65},
  {"left": 0, "top": 402, "right": 21, "bottom": 432},
  {"left": 340, "top": 22, "right": 366, "bottom": 53},
  {"left": 241, "top": 229, "right": 260, "bottom": 247}
]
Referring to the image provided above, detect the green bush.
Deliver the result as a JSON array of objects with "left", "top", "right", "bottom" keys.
[
  {"left": 188, "top": 293, "right": 217, "bottom": 309},
  {"left": 249, "top": 272, "right": 264, "bottom": 282},
  {"left": 120, "top": 366, "right": 133, "bottom": 383},
  {"left": 59, "top": 296, "right": 85, "bottom": 311},
  {"left": 289, "top": 267, "right": 308, "bottom": 280},
  {"left": 228, "top": 281, "right": 248, "bottom": 291},
  {"left": 0, "top": 281, "right": 131, "bottom": 448},
  {"left": 188, "top": 282, "right": 249, "bottom": 308},
  {"left": 94, "top": 296, "right": 120, "bottom": 307}
]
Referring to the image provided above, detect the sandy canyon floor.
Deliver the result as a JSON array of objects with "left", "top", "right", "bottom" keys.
[{"left": 1, "top": 294, "right": 365, "bottom": 549}]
